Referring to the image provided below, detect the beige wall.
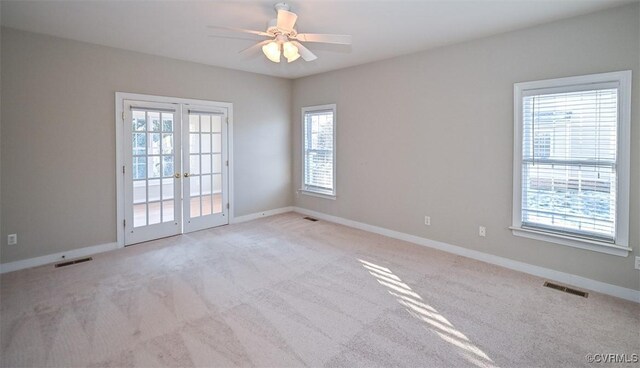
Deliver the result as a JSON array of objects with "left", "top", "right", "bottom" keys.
[
  {"left": 292, "top": 4, "right": 640, "bottom": 291},
  {"left": 2, "top": 4, "right": 639, "bottom": 291},
  {"left": 1, "top": 28, "right": 292, "bottom": 263}
]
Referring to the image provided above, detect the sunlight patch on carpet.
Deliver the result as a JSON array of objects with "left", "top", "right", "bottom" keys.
[{"left": 358, "top": 259, "right": 498, "bottom": 368}]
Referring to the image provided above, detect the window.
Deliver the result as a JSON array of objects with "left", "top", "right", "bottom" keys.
[
  {"left": 302, "top": 104, "right": 336, "bottom": 198},
  {"left": 512, "top": 71, "right": 631, "bottom": 256}
]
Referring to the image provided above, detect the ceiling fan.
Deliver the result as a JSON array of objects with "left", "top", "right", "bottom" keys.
[{"left": 208, "top": 2, "right": 352, "bottom": 63}]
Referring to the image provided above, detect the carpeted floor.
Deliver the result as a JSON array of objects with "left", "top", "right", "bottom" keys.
[{"left": 1, "top": 212, "right": 638, "bottom": 367}]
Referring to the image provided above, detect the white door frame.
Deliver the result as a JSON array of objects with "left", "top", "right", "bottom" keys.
[{"left": 115, "top": 92, "right": 234, "bottom": 248}]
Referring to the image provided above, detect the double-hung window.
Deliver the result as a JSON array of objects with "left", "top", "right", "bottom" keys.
[
  {"left": 512, "top": 71, "right": 631, "bottom": 256},
  {"left": 302, "top": 104, "right": 336, "bottom": 198}
]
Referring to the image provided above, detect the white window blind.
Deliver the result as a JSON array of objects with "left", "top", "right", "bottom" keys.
[
  {"left": 521, "top": 86, "right": 618, "bottom": 242},
  {"left": 303, "top": 106, "right": 335, "bottom": 196}
]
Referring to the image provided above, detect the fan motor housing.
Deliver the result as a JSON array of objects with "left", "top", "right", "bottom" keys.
[
  {"left": 274, "top": 2, "right": 290, "bottom": 12},
  {"left": 267, "top": 18, "right": 297, "bottom": 38}
]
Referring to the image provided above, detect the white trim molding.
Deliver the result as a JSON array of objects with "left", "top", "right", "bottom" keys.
[
  {"left": 512, "top": 70, "right": 632, "bottom": 257},
  {"left": 301, "top": 104, "right": 337, "bottom": 198},
  {"left": 293, "top": 207, "right": 640, "bottom": 303},
  {"left": 231, "top": 207, "right": 294, "bottom": 224},
  {"left": 0, "top": 242, "right": 118, "bottom": 274},
  {"left": 510, "top": 226, "right": 632, "bottom": 257}
]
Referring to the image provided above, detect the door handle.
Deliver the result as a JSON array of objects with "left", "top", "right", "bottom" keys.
[
  {"left": 174, "top": 173, "right": 180, "bottom": 179},
  {"left": 184, "top": 173, "right": 190, "bottom": 177}
]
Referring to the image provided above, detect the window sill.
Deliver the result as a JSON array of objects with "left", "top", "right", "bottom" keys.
[
  {"left": 510, "top": 226, "right": 631, "bottom": 257},
  {"left": 299, "top": 189, "right": 336, "bottom": 200}
]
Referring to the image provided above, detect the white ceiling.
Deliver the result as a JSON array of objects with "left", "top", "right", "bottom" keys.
[{"left": 1, "top": 0, "right": 634, "bottom": 79}]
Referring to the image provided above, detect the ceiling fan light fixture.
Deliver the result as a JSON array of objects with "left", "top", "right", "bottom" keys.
[
  {"left": 286, "top": 53, "right": 300, "bottom": 63},
  {"left": 209, "top": 3, "right": 351, "bottom": 63},
  {"left": 283, "top": 41, "right": 300, "bottom": 62},
  {"left": 262, "top": 41, "right": 281, "bottom": 63}
]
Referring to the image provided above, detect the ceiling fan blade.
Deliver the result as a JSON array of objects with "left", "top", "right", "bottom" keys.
[
  {"left": 276, "top": 9, "right": 298, "bottom": 31},
  {"left": 208, "top": 34, "right": 265, "bottom": 42},
  {"left": 207, "top": 25, "right": 270, "bottom": 37},
  {"left": 295, "top": 33, "right": 352, "bottom": 45},
  {"left": 291, "top": 41, "right": 317, "bottom": 62},
  {"left": 239, "top": 39, "right": 272, "bottom": 55}
]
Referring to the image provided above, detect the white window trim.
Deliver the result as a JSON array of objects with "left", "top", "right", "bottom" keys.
[
  {"left": 301, "top": 104, "right": 337, "bottom": 199},
  {"left": 512, "top": 71, "right": 632, "bottom": 257}
]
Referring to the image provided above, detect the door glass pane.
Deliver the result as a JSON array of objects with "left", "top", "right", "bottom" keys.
[
  {"left": 201, "top": 155, "right": 211, "bottom": 174},
  {"left": 149, "top": 133, "right": 161, "bottom": 155},
  {"left": 148, "top": 202, "right": 161, "bottom": 224},
  {"left": 148, "top": 156, "right": 160, "bottom": 178},
  {"left": 202, "top": 195, "right": 212, "bottom": 216},
  {"left": 213, "top": 193, "right": 222, "bottom": 214},
  {"left": 149, "top": 112, "right": 161, "bottom": 132},
  {"left": 201, "top": 115, "right": 211, "bottom": 132},
  {"left": 212, "top": 154, "right": 222, "bottom": 173},
  {"left": 202, "top": 175, "right": 212, "bottom": 196},
  {"left": 162, "top": 113, "right": 173, "bottom": 132},
  {"left": 162, "top": 133, "right": 173, "bottom": 154},
  {"left": 190, "top": 155, "right": 200, "bottom": 175},
  {"left": 148, "top": 179, "right": 160, "bottom": 202},
  {"left": 190, "top": 134, "right": 200, "bottom": 153},
  {"left": 162, "top": 156, "right": 174, "bottom": 177},
  {"left": 162, "top": 200, "right": 174, "bottom": 222},
  {"left": 133, "top": 157, "right": 146, "bottom": 179},
  {"left": 213, "top": 174, "right": 222, "bottom": 192},
  {"left": 189, "top": 115, "right": 199, "bottom": 132},
  {"left": 133, "top": 181, "right": 146, "bottom": 204},
  {"left": 190, "top": 176, "right": 200, "bottom": 196},
  {"left": 212, "top": 116, "right": 222, "bottom": 133},
  {"left": 133, "top": 133, "right": 146, "bottom": 155},
  {"left": 134, "top": 204, "right": 146, "bottom": 227},
  {"left": 162, "top": 178, "right": 174, "bottom": 200},
  {"left": 212, "top": 134, "right": 222, "bottom": 153},
  {"left": 201, "top": 134, "right": 211, "bottom": 153},
  {"left": 190, "top": 197, "right": 201, "bottom": 218},
  {"left": 133, "top": 111, "right": 146, "bottom": 131}
]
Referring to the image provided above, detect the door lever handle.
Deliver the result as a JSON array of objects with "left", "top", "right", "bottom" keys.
[{"left": 184, "top": 173, "right": 190, "bottom": 177}]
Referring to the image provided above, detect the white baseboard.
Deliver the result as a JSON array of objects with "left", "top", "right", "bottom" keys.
[
  {"left": 231, "top": 206, "right": 294, "bottom": 224},
  {"left": 0, "top": 242, "right": 119, "bottom": 274},
  {"left": 0, "top": 206, "right": 293, "bottom": 274},
  {"left": 4, "top": 208, "right": 637, "bottom": 302},
  {"left": 293, "top": 207, "right": 640, "bottom": 303}
]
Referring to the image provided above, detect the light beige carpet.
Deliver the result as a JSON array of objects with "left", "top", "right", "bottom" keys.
[{"left": 1, "top": 213, "right": 638, "bottom": 367}]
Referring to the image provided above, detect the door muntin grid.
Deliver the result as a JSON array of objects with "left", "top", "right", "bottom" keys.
[
  {"left": 131, "top": 108, "right": 178, "bottom": 228},
  {"left": 187, "top": 112, "right": 224, "bottom": 219}
]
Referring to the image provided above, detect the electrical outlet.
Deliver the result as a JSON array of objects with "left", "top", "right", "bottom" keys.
[
  {"left": 635, "top": 256, "right": 640, "bottom": 270},
  {"left": 424, "top": 216, "right": 431, "bottom": 226},
  {"left": 479, "top": 226, "right": 486, "bottom": 237},
  {"left": 7, "top": 234, "right": 17, "bottom": 245}
]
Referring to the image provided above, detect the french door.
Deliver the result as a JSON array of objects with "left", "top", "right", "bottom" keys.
[
  {"left": 123, "top": 100, "right": 229, "bottom": 246},
  {"left": 183, "top": 107, "right": 229, "bottom": 233}
]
